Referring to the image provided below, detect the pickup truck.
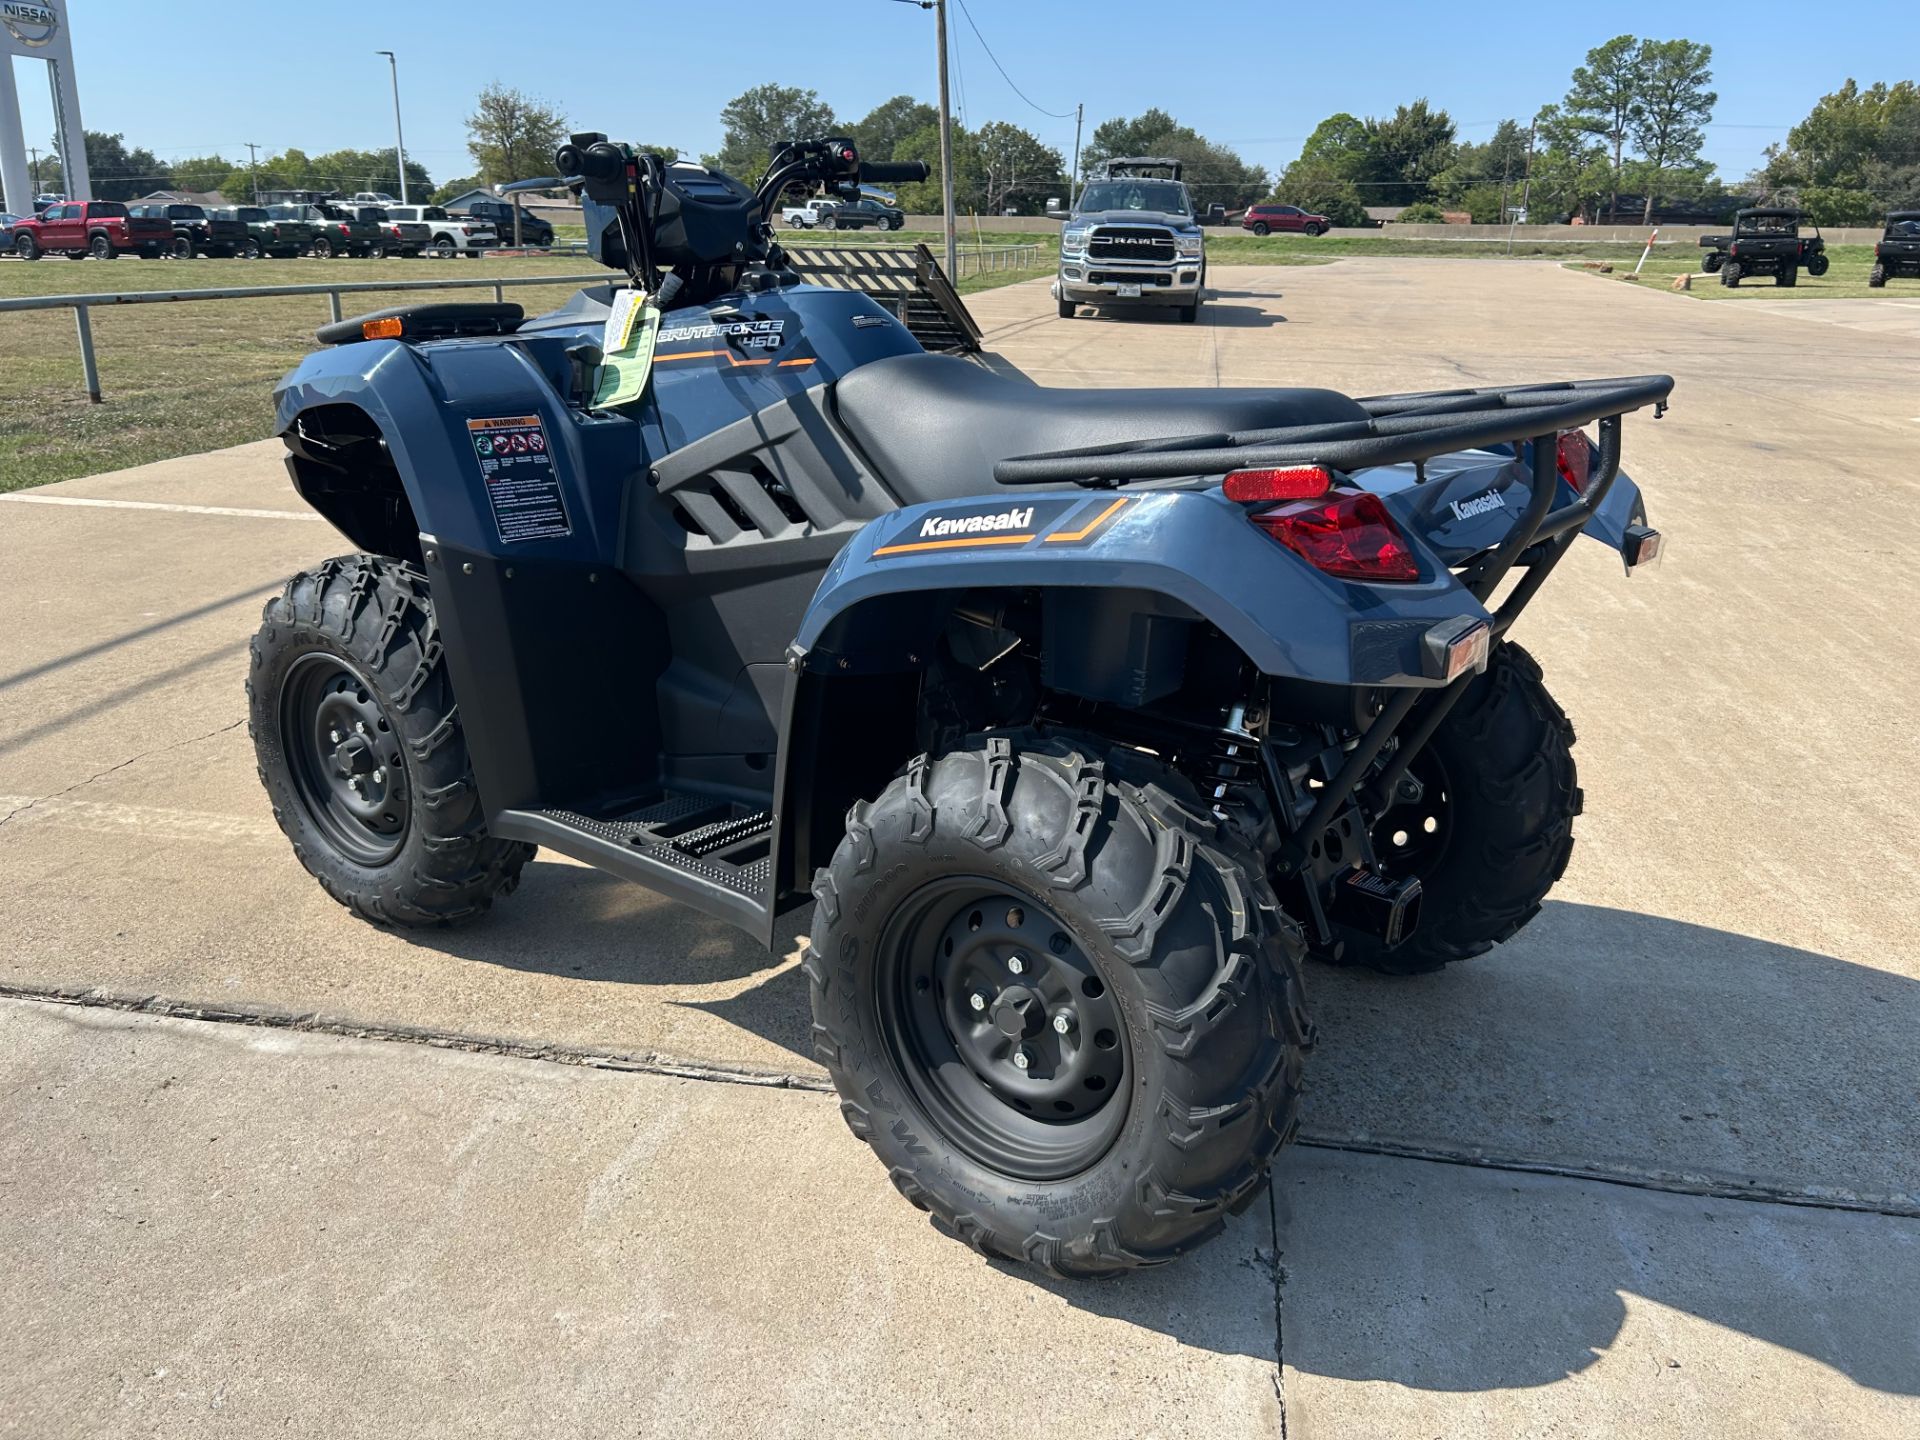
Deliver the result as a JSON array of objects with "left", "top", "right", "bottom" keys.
[
  {"left": 219, "top": 205, "right": 317, "bottom": 258},
  {"left": 127, "top": 202, "right": 249, "bottom": 258},
  {"left": 382, "top": 205, "right": 499, "bottom": 257},
  {"left": 346, "top": 206, "right": 429, "bottom": 257},
  {"left": 10, "top": 200, "right": 173, "bottom": 260},
  {"left": 267, "top": 202, "right": 382, "bottom": 258},
  {"left": 1869, "top": 212, "right": 1920, "bottom": 287},
  {"left": 1699, "top": 208, "right": 1829, "bottom": 287},
  {"left": 1056, "top": 165, "right": 1208, "bottom": 323},
  {"left": 448, "top": 197, "right": 554, "bottom": 247},
  {"left": 780, "top": 198, "right": 839, "bottom": 228}
]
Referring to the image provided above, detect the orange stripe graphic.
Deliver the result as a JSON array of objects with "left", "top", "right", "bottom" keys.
[
  {"left": 1045, "top": 497, "right": 1129, "bottom": 542},
  {"left": 872, "top": 533, "right": 1036, "bottom": 557}
]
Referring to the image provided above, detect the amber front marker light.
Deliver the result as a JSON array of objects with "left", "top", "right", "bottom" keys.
[
  {"left": 1421, "top": 617, "right": 1491, "bottom": 682},
  {"left": 362, "top": 316, "right": 405, "bottom": 340}
]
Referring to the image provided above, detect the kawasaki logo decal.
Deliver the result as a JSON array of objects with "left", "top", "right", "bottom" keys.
[
  {"left": 1449, "top": 489, "right": 1507, "bottom": 522},
  {"left": 919, "top": 506, "right": 1032, "bottom": 539}
]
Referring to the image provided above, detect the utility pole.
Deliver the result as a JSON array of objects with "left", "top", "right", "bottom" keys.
[
  {"left": 246, "top": 142, "right": 262, "bottom": 203},
  {"left": 933, "top": 0, "right": 957, "bottom": 280},
  {"left": 28, "top": 145, "right": 40, "bottom": 194},
  {"left": 1508, "top": 115, "right": 1539, "bottom": 255},
  {"left": 1069, "top": 102, "right": 1084, "bottom": 210},
  {"left": 376, "top": 51, "right": 409, "bottom": 203}
]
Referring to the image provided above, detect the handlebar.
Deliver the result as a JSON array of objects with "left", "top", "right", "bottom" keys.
[
  {"left": 555, "top": 141, "right": 625, "bottom": 184},
  {"left": 859, "top": 160, "right": 930, "bottom": 184}
]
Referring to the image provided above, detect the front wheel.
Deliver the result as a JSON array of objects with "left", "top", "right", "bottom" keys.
[
  {"left": 1806, "top": 252, "right": 1830, "bottom": 277},
  {"left": 808, "top": 730, "right": 1313, "bottom": 1276},
  {"left": 1333, "top": 642, "right": 1579, "bottom": 976},
  {"left": 243, "top": 237, "right": 263, "bottom": 259},
  {"left": 1303, "top": 222, "right": 1324, "bottom": 237},
  {"left": 249, "top": 555, "right": 535, "bottom": 927},
  {"left": 171, "top": 235, "right": 193, "bottom": 258},
  {"left": 1057, "top": 298, "right": 1076, "bottom": 318},
  {"left": 14, "top": 232, "right": 39, "bottom": 260},
  {"left": 1701, "top": 251, "right": 1724, "bottom": 273}
]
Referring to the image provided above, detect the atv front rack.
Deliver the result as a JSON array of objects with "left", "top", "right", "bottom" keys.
[{"left": 997, "top": 375, "right": 1675, "bottom": 879}]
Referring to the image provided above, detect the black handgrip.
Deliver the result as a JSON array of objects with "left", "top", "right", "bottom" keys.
[{"left": 860, "top": 160, "right": 930, "bottom": 183}]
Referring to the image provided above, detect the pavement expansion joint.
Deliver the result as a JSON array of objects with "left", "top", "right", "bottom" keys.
[
  {"left": 0, "top": 717, "right": 246, "bottom": 831},
  {"left": 8, "top": 982, "right": 1916, "bottom": 1225}
]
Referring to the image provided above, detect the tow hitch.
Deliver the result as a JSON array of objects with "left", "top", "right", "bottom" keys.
[{"left": 1331, "top": 868, "right": 1424, "bottom": 948}]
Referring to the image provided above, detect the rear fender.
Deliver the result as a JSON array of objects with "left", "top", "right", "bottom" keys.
[{"left": 793, "top": 488, "right": 1491, "bottom": 690}]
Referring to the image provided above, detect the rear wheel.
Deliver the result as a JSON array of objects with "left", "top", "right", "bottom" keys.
[
  {"left": 1251, "top": 221, "right": 1270, "bottom": 236},
  {"left": 1870, "top": 263, "right": 1887, "bottom": 288},
  {"left": 1775, "top": 264, "right": 1797, "bottom": 288},
  {"left": 88, "top": 233, "right": 113, "bottom": 260},
  {"left": 433, "top": 236, "right": 456, "bottom": 257},
  {"left": 249, "top": 555, "right": 534, "bottom": 927},
  {"left": 1330, "top": 642, "right": 1579, "bottom": 976},
  {"left": 808, "top": 729, "right": 1313, "bottom": 1276},
  {"left": 1721, "top": 261, "right": 1740, "bottom": 287},
  {"left": 312, "top": 235, "right": 336, "bottom": 258}
]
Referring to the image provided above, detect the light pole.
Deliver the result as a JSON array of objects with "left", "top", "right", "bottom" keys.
[
  {"left": 375, "top": 50, "right": 409, "bottom": 204},
  {"left": 891, "top": 0, "right": 957, "bottom": 281}
]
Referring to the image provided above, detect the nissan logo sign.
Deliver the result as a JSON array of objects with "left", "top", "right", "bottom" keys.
[{"left": 2, "top": 1, "right": 59, "bottom": 45}]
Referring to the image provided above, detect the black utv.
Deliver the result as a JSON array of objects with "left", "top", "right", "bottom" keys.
[
  {"left": 1698, "top": 209, "right": 1829, "bottom": 287},
  {"left": 1869, "top": 212, "right": 1920, "bottom": 287}
]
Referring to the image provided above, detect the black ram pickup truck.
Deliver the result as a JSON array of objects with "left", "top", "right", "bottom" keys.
[
  {"left": 1698, "top": 209, "right": 1828, "bottom": 287},
  {"left": 127, "top": 202, "right": 249, "bottom": 258},
  {"left": 1870, "top": 212, "right": 1920, "bottom": 287}
]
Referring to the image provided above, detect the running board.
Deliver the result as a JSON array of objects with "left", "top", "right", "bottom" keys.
[{"left": 489, "top": 800, "right": 774, "bottom": 937}]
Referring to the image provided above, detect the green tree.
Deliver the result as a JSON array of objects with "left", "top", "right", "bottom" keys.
[
  {"left": 166, "top": 153, "right": 235, "bottom": 195},
  {"left": 308, "top": 147, "right": 433, "bottom": 198},
  {"left": 1269, "top": 161, "right": 1367, "bottom": 227},
  {"left": 1296, "top": 113, "right": 1372, "bottom": 181},
  {"left": 707, "top": 83, "right": 836, "bottom": 181},
  {"left": 1528, "top": 105, "right": 1614, "bottom": 223},
  {"left": 1565, "top": 35, "right": 1645, "bottom": 220},
  {"left": 974, "top": 120, "right": 1063, "bottom": 212},
  {"left": 1762, "top": 79, "right": 1920, "bottom": 215},
  {"left": 854, "top": 95, "right": 938, "bottom": 163},
  {"left": 1364, "top": 100, "right": 1457, "bottom": 206},
  {"left": 432, "top": 174, "right": 485, "bottom": 205},
  {"left": 1629, "top": 40, "right": 1715, "bottom": 222},
  {"left": 466, "top": 83, "right": 570, "bottom": 186},
  {"left": 61, "top": 131, "right": 169, "bottom": 199},
  {"left": 1082, "top": 108, "right": 1268, "bottom": 207},
  {"left": 892, "top": 120, "right": 983, "bottom": 212}
]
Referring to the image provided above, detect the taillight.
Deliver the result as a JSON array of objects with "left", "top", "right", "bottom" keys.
[
  {"left": 338, "top": 224, "right": 351, "bottom": 235},
  {"left": 1251, "top": 491, "right": 1420, "bottom": 582},
  {"left": 1223, "top": 465, "right": 1330, "bottom": 503},
  {"left": 1556, "top": 430, "right": 1590, "bottom": 492}
]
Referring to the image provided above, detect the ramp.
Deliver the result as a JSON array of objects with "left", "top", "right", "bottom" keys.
[{"left": 783, "top": 242, "right": 982, "bottom": 354}]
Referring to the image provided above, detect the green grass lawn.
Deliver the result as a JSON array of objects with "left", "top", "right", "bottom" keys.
[{"left": 1567, "top": 243, "right": 1897, "bottom": 300}]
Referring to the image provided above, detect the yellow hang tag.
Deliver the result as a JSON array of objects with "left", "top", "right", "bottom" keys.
[{"left": 592, "top": 290, "right": 661, "bottom": 410}]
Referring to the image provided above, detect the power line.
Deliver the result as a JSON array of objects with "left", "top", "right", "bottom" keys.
[{"left": 951, "top": 0, "right": 1075, "bottom": 120}]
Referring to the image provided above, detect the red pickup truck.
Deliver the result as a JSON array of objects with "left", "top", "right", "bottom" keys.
[{"left": 11, "top": 200, "right": 173, "bottom": 260}]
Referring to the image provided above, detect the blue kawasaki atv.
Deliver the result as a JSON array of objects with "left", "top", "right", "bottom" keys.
[{"left": 251, "top": 131, "right": 1669, "bottom": 1276}]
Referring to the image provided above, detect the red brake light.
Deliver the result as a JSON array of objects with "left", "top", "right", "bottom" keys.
[
  {"left": 1556, "top": 430, "right": 1590, "bottom": 492},
  {"left": 1223, "top": 465, "right": 1331, "bottom": 503},
  {"left": 1251, "top": 491, "right": 1420, "bottom": 582},
  {"left": 338, "top": 224, "right": 351, "bottom": 235}
]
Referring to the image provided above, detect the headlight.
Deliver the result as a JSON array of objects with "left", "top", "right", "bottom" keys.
[
  {"left": 1062, "top": 223, "right": 1092, "bottom": 253},
  {"left": 1175, "top": 231, "right": 1203, "bottom": 257}
]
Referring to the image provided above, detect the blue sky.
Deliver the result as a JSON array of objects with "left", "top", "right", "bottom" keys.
[{"left": 9, "top": 0, "right": 1916, "bottom": 190}]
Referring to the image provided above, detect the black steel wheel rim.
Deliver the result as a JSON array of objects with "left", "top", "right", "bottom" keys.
[
  {"left": 278, "top": 652, "right": 410, "bottom": 867},
  {"left": 876, "top": 878, "right": 1132, "bottom": 1181},
  {"left": 1371, "top": 748, "right": 1453, "bottom": 878}
]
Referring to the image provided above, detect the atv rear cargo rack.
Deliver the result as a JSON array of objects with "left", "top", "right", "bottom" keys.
[{"left": 996, "top": 375, "right": 1675, "bottom": 878}]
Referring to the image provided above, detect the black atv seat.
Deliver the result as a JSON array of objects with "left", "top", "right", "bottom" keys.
[{"left": 834, "top": 353, "right": 1369, "bottom": 503}]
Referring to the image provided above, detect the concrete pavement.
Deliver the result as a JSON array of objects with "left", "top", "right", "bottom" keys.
[{"left": 3, "top": 258, "right": 1918, "bottom": 1435}]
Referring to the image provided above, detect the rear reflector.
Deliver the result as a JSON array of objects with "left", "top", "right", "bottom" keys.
[
  {"left": 361, "top": 316, "right": 404, "bottom": 340},
  {"left": 1251, "top": 491, "right": 1420, "bottom": 582},
  {"left": 1623, "top": 523, "right": 1663, "bottom": 572},
  {"left": 1223, "top": 465, "right": 1331, "bottom": 503},
  {"left": 1422, "top": 617, "right": 1491, "bottom": 682},
  {"left": 1556, "top": 430, "right": 1591, "bottom": 492}
]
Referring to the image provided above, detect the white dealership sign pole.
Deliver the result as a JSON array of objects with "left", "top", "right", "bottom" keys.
[{"left": 1, "top": 0, "right": 90, "bottom": 212}]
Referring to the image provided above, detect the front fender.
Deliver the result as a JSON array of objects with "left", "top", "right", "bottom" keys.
[{"left": 795, "top": 489, "right": 1493, "bottom": 688}]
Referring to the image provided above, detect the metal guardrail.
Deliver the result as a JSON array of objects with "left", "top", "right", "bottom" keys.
[
  {"left": 0, "top": 272, "right": 607, "bottom": 403},
  {"left": 947, "top": 243, "right": 1043, "bottom": 279}
]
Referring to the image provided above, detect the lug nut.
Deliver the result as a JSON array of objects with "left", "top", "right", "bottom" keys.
[
  {"left": 968, "top": 991, "right": 990, "bottom": 1014},
  {"left": 1051, "top": 1011, "right": 1074, "bottom": 1035},
  {"left": 347, "top": 776, "right": 363, "bottom": 792},
  {"left": 329, "top": 728, "right": 342, "bottom": 744},
  {"left": 355, "top": 721, "right": 368, "bottom": 735},
  {"left": 1011, "top": 1047, "right": 1032, "bottom": 1070},
  {"left": 371, "top": 768, "right": 385, "bottom": 784},
  {"left": 1006, "top": 954, "right": 1027, "bottom": 976}
]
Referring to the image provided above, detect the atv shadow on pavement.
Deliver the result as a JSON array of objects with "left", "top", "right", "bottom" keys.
[{"left": 962, "top": 902, "right": 1920, "bottom": 1396}]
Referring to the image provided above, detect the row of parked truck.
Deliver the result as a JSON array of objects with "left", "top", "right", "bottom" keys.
[{"left": 5, "top": 195, "right": 554, "bottom": 261}]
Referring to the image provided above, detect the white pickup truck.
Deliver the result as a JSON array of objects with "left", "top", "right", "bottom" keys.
[{"left": 780, "top": 198, "right": 839, "bottom": 229}]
